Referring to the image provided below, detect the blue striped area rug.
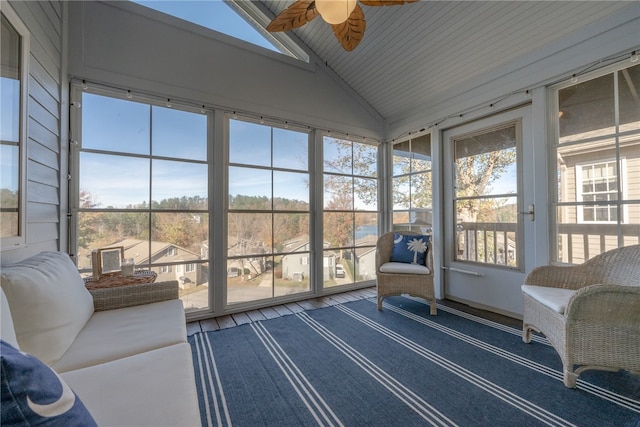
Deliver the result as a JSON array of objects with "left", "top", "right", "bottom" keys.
[{"left": 188, "top": 297, "right": 640, "bottom": 427}]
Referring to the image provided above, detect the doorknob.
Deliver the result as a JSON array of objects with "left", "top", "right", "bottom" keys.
[{"left": 520, "top": 204, "right": 534, "bottom": 221}]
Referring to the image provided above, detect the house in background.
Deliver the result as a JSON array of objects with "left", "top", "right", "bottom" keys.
[
  {"left": 281, "top": 235, "right": 337, "bottom": 281},
  {"left": 82, "top": 239, "right": 205, "bottom": 288},
  {"left": 1, "top": 0, "right": 637, "bottom": 320},
  {"left": 354, "top": 235, "right": 378, "bottom": 281}
]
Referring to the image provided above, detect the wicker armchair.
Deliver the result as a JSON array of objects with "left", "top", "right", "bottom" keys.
[
  {"left": 376, "top": 231, "right": 437, "bottom": 315},
  {"left": 522, "top": 244, "right": 640, "bottom": 388}
]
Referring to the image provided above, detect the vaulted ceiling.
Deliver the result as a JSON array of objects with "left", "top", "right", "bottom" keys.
[{"left": 259, "top": 1, "right": 635, "bottom": 127}]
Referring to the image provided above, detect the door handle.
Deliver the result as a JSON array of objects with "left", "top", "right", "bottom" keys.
[{"left": 520, "top": 204, "right": 534, "bottom": 221}]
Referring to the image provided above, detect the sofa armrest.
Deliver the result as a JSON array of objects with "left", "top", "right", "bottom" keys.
[
  {"left": 524, "top": 264, "right": 596, "bottom": 290},
  {"left": 89, "top": 280, "right": 179, "bottom": 311}
]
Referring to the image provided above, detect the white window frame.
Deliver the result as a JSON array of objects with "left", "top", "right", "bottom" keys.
[
  {"left": 576, "top": 158, "right": 627, "bottom": 224},
  {"left": 551, "top": 59, "right": 639, "bottom": 263},
  {"left": 185, "top": 263, "right": 195, "bottom": 273},
  {"left": 1, "top": 3, "right": 29, "bottom": 251}
]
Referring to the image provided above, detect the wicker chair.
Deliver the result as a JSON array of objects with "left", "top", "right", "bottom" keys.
[
  {"left": 522, "top": 244, "right": 640, "bottom": 388},
  {"left": 376, "top": 231, "right": 437, "bottom": 315}
]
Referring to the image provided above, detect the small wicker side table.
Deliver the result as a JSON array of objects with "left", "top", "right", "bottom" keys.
[{"left": 83, "top": 270, "right": 157, "bottom": 290}]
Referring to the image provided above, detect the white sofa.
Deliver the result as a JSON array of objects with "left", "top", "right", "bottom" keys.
[{"left": 0, "top": 251, "right": 201, "bottom": 426}]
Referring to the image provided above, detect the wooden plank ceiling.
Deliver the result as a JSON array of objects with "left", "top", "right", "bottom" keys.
[{"left": 260, "top": 1, "right": 634, "bottom": 125}]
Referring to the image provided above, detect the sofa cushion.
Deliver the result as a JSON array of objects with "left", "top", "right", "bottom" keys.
[
  {"left": 380, "top": 262, "right": 431, "bottom": 275},
  {"left": 60, "top": 343, "right": 200, "bottom": 427},
  {"left": 0, "top": 252, "right": 94, "bottom": 365},
  {"left": 0, "top": 288, "right": 19, "bottom": 349},
  {"left": 52, "top": 299, "right": 187, "bottom": 373},
  {"left": 522, "top": 284, "right": 576, "bottom": 314},
  {"left": 390, "top": 233, "right": 430, "bottom": 265},
  {"left": 0, "top": 340, "right": 97, "bottom": 427}
]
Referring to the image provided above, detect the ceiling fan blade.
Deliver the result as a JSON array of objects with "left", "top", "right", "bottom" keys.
[
  {"left": 266, "top": 0, "right": 319, "bottom": 32},
  {"left": 359, "top": 0, "right": 419, "bottom": 6},
  {"left": 331, "top": 4, "right": 366, "bottom": 51}
]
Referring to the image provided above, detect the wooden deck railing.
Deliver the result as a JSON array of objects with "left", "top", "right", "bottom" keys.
[{"left": 457, "top": 222, "right": 640, "bottom": 265}]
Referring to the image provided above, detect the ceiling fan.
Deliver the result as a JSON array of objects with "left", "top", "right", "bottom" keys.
[{"left": 266, "top": 0, "right": 418, "bottom": 52}]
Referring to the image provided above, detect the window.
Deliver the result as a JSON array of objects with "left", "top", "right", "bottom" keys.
[
  {"left": 576, "top": 160, "right": 621, "bottom": 223},
  {"left": 131, "top": 1, "right": 308, "bottom": 62},
  {"left": 185, "top": 263, "right": 195, "bottom": 273},
  {"left": 1, "top": 9, "right": 28, "bottom": 250},
  {"left": 553, "top": 62, "right": 639, "bottom": 263},
  {"left": 391, "top": 133, "right": 432, "bottom": 233},
  {"left": 227, "top": 117, "right": 311, "bottom": 305},
  {"left": 70, "top": 87, "right": 209, "bottom": 310},
  {"left": 323, "top": 136, "right": 379, "bottom": 285}
]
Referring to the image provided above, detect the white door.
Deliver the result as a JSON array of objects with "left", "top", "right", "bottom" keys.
[{"left": 442, "top": 106, "right": 535, "bottom": 317}]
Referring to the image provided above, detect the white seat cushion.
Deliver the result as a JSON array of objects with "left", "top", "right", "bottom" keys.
[
  {"left": 380, "top": 262, "right": 431, "bottom": 275},
  {"left": 0, "top": 252, "right": 94, "bottom": 365},
  {"left": 61, "top": 343, "right": 201, "bottom": 427},
  {"left": 522, "top": 284, "right": 576, "bottom": 314},
  {"left": 52, "top": 299, "right": 187, "bottom": 373}
]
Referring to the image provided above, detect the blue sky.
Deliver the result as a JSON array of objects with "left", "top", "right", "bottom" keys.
[{"left": 132, "top": 1, "right": 279, "bottom": 53}]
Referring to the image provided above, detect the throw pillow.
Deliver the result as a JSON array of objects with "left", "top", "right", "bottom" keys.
[
  {"left": 0, "top": 251, "right": 95, "bottom": 365},
  {"left": 0, "top": 340, "right": 97, "bottom": 427},
  {"left": 390, "top": 233, "right": 430, "bottom": 265}
]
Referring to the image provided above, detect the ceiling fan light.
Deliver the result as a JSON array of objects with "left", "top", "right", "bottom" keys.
[{"left": 315, "top": 0, "right": 357, "bottom": 25}]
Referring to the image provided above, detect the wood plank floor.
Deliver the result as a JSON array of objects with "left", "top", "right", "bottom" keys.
[{"left": 186, "top": 286, "right": 522, "bottom": 336}]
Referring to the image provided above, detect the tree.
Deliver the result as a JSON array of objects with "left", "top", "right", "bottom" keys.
[
  {"left": 455, "top": 147, "right": 517, "bottom": 223},
  {"left": 77, "top": 190, "right": 101, "bottom": 250}
]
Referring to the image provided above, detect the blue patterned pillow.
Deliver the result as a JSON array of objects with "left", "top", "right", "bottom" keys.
[
  {"left": 390, "top": 233, "right": 430, "bottom": 265},
  {"left": 1, "top": 340, "right": 97, "bottom": 427}
]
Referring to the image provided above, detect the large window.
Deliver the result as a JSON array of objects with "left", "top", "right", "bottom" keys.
[
  {"left": 131, "top": 1, "right": 309, "bottom": 62},
  {"left": 323, "top": 136, "right": 379, "bottom": 286},
  {"left": 554, "top": 62, "right": 640, "bottom": 263},
  {"left": 1, "top": 9, "right": 28, "bottom": 250},
  {"left": 392, "top": 133, "right": 432, "bottom": 233},
  {"left": 70, "top": 88, "right": 210, "bottom": 311},
  {"left": 227, "top": 118, "right": 311, "bottom": 305}
]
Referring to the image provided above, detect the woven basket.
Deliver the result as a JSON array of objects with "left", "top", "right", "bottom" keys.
[{"left": 84, "top": 270, "right": 157, "bottom": 289}]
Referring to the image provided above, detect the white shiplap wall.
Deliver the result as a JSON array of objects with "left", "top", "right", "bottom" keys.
[{"left": 2, "top": 1, "right": 64, "bottom": 264}]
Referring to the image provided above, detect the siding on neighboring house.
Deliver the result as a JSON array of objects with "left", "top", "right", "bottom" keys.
[
  {"left": 558, "top": 141, "right": 640, "bottom": 262},
  {"left": 2, "top": 1, "right": 65, "bottom": 264}
]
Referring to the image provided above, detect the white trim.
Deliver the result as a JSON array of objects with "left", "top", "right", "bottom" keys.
[{"left": 1, "top": 2, "right": 29, "bottom": 251}]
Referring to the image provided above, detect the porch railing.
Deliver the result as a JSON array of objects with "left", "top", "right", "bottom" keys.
[{"left": 457, "top": 222, "right": 640, "bottom": 265}]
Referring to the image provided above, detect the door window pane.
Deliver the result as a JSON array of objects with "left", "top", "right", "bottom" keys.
[
  {"left": 453, "top": 124, "right": 519, "bottom": 267},
  {"left": 455, "top": 127, "right": 517, "bottom": 198}
]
